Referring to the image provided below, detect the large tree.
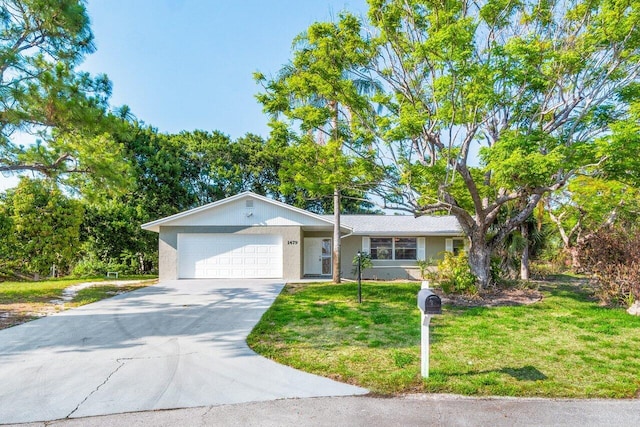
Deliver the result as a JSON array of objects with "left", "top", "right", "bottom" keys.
[
  {"left": 256, "top": 15, "right": 383, "bottom": 282},
  {"left": 0, "top": 0, "right": 120, "bottom": 178},
  {"left": 344, "top": 0, "right": 640, "bottom": 287},
  {"left": 77, "top": 124, "right": 201, "bottom": 275},
  {"left": 1, "top": 178, "right": 83, "bottom": 277}
]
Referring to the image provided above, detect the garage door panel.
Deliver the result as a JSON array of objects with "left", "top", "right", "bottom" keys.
[{"left": 178, "top": 234, "right": 282, "bottom": 279}]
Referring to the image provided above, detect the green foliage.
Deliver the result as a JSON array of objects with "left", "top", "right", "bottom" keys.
[
  {"left": 172, "top": 130, "right": 292, "bottom": 204},
  {"left": 429, "top": 252, "right": 478, "bottom": 295},
  {"left": 351, "top": 251, "right": 373, "bottom": 276},
  {"left": 256, "top": 12, "right": 384, "bottom": 208},
  {"left": 278, "top": 137, "right": 382, "bottom": 207},
  {"left": 547, "top": 176, "right": 640, "bottom": 272},
  {"left": 0, "top": 0, "right": 125, "bottom": 180},
  {"left": 74, "top": 124, "right": 308, "bottom": 276},
  {"left": 2, "top": 178, "right": 83, "bottom": 277},
  {"left": 481, "top": 130, "right": 583, "bottom": 190},
  {"left": 71, "top": 253, "right": 138, "bottom": 278},
  {"left": 345, "top": 0, "right": 640, "bottom": 287},
  {"left": 415, "top": 259, "right": 435, "bottom": 280}
]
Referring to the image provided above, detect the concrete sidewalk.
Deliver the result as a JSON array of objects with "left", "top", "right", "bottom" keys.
[{"left": 7, "top": 395, "right": 640, "bottom": 427}]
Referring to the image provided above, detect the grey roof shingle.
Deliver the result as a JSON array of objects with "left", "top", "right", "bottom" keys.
[{"left": 322, "top": 214, "right": 463, "bottom": 236}]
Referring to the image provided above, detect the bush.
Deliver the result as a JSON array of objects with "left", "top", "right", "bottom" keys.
[
  {"left": 71, "top": 256, "right": 137, "bottom": 278},
  {"left": 577, "top": 226, "right": 640, "bottom": 307},
  {"left": 416, "top": 258, "right": 437, "bottom": 280},
  {"left": 351, "top": 251, "right": 373, "bottom": 276},
  {"left": 428, "top": 251, "right": 478, "bottom": 295}
]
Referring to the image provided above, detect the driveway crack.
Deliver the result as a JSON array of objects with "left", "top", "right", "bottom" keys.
[
  {"left": 65, "top": 352, "right": 198, "bottom": 418},
  {"left": 66, "top": 359, "right": 127, "bottom": 418}
]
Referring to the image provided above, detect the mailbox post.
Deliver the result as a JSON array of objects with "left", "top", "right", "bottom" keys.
[
  {"left": 417, "top": 285, "right": 442, "bottom": 378},
  {"left": 357, "top": 251, "right": 362, "bottom": 304}
]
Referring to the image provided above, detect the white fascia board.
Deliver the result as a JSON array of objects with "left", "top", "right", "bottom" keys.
[{"left": 349, "top": 231, "right": 465, "bottom": 236}]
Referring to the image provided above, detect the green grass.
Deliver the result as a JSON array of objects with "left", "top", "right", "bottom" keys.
[
  {"left": 0, "top": 276, "right": 154, "bottom": 304},
  {"left": 247, "top": 279, "right": 640, "bottom": 398},
  {"left": 0, "top": 278, "right": 100, "bottom": 304},
  {"left": 70, "top": 282, "right": 151, "bottom": 306}
]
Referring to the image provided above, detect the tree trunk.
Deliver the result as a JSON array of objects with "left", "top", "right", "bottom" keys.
[
  {"left": 333, "top": 187, "right": 341, "bottom": 283},
  {"left": 520, "top": 222, "right": 530, "bottom": 280},
  {"left": 568, "top": 246, "right": 581, "bottom": 272},
  {"left": 467, "top": 235, "right": 492, "bottom": 289}
]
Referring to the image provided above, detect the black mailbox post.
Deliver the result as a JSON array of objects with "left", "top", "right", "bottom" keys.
[{"left": 417, "top": 289, "right": 442, "bottom": 315}]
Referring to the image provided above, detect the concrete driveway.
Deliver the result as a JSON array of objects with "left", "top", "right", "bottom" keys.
[{"left": 0, "top": 280, "right": 366, "bottom": 424}]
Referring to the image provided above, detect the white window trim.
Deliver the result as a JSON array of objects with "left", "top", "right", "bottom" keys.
[
  {"left": 362, "top": 236, "right": 370, "bottom": 253},
  {"left": 417, "top": 237, "right": 426, "bottom": 261}
]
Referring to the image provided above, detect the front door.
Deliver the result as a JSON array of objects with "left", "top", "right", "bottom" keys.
[{"left": 304, "top": 238, "right": 332, "bottom": 276}]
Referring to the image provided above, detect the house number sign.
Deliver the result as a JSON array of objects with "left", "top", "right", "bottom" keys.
[{"left": 287, "top": 240, "right": 299, "bottom": 245}]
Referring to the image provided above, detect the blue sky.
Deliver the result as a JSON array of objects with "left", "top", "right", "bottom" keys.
[{"left": 82, "top": 0, "right": 368, "bottom": 137}]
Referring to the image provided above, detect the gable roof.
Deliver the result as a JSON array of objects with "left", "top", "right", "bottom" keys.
[
  {"left": 141, "top": 191, "right": 463, "bottom": 236},
  {"left": 141, "top": 192, "right": 346, "bottom": 233},
  {"left": 325, "top": 214, "right": 463, "bottom": 236}
]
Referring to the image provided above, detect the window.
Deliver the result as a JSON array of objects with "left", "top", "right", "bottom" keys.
[
  {"left": 452, "top": 239, "right": 465, "bottom": 255},
  {"left": 395, "top": 238, "right": 417, "bottom": 260},
  {"left": 445, "top": 239, "right": 466, "bottom": 255},
  {"left": 370, "top": 237, "right": 393, "bottom": 260},
  {"left": 370, "top": 237, "right": 417, "bottom": 260}
]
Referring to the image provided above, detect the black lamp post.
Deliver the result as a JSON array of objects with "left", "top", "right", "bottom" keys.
[{"left": 357, "top": 250, "right": 362, "bottom": 303}]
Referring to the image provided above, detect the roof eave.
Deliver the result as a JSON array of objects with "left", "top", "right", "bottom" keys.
[
  {"left": 141, "top": 191, "right": 353, "bottom": 233},
  {"left": 348, "top": 231, "right": 465, "bottom": 236}
]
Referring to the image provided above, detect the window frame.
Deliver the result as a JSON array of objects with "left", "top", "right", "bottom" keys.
[
  {"left": 369, "top": 237, "right": 418, "bottom": 261},
  {"left": 445, "top": 237, "right": 467, "bottom": 256}
]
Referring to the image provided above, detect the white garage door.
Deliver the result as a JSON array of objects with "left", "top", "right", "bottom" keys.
[{"left": 178, "top": 234, "right": 283, "bottom": 279}]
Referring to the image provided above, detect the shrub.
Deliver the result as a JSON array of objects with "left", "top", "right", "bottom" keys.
[
  {"left": 428, "top": 251, "right": 478, "bottom": 295},
  {"left": 351, "top": 251, "right": 373, "bottom": 276},
  {"left": 416, "top": 258, "right": 437, "bottom": 280},
  {"left": 71, "top": 256, "right": 137, "bottom": 278},
  {"left": 577, "top": 225, "right": 640, "bottom": 307}
]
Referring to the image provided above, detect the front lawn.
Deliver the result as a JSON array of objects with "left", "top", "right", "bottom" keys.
[{"left": 247, "top": 278, "right": 640, "bottom": 398}]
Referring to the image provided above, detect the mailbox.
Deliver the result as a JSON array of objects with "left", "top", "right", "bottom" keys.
[{"left": 417, "top": 289, "right": 442, "bottom": 315}]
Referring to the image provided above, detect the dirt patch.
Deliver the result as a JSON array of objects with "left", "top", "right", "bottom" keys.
[
  {"left": 439, "top": 286, "right": 543, "bottom": 307},
  {"left": 0, "top": 302, "right": 59, "bottom": 329}
]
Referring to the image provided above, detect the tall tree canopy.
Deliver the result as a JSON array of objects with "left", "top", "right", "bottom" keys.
[
  {"left": 1, "top": 178, "right": 83, "bottom": 277},
  {"left": 0, "top": 0, "right": 122, "bottom": 180},
  {"left": 268, "top": 0, "right": 640, "bottom": 287},
  {"left": 366, "top": 0, "right": 640, "bottom": 286},
  {"left": 256, "top": 15, "right": 384, "bottom": 282},
  {"left": 75, "top": 124, "right": 302, "bottom": 276}
]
